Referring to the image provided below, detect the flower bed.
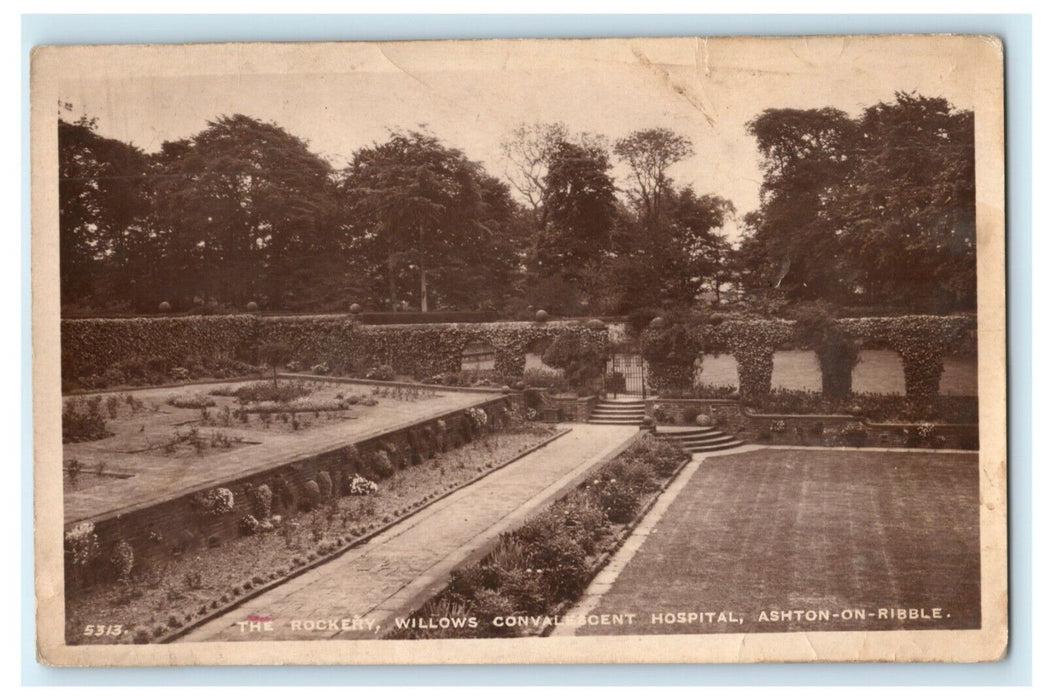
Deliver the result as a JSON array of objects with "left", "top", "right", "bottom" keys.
[
  {"left": 65, "top": 423, "right": 563, "bottom": 645},
  {"left": 387, "top": 434, "right": 688, "bottom": 639}
]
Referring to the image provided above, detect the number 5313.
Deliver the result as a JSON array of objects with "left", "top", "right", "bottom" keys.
[{"left": 83, "top": 625, "right": 123, "bottom": 637}]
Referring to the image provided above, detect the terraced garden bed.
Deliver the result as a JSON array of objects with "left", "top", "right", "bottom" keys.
[{"left": 66, "top": 423, "right": 562, "bottom": 645}]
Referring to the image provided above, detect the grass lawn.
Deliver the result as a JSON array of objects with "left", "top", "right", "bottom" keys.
[{"left": 579, "top": 448, "right": 980, "bottom": 635}]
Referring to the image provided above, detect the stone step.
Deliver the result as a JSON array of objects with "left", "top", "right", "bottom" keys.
[
  {"left": 677, "top": 435, "right": 739, "bottom": 448},
  {"left": 689, "top": 440, "right": 746, "bottom": 453},
  {"left": 588, "top": 417, "right": 644, "bottom": 425},
  {"left": 656, "top": 426, "right": 718, "bottom": 436}
]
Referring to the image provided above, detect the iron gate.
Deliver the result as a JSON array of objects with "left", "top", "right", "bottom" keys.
[{"left": 604, "top": 345, "right": 649, "bottom": 398}]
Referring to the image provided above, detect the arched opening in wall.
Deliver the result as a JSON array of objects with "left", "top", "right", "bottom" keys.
[
  {"left": 941, "top": 355, "right": 978, "bottom": 396},
  {"left": 460, "top": 341, "right": 495, "bottom": 382},
  {"left": 695, "top": 354, "right": 739, "bottom": 394},
  {"left": 852, "top": 350, "right": 904, "bottom": 395},
  {"left": 771, "top": 350, "right": 822, "bottom": 392}
]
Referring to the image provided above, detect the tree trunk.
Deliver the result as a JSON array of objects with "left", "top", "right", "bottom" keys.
[
  {"left": 387, "top": 252, "right": 398, "bottom": 310},
  {"left": 420, "top": 266, "right": 428, "bottom": 313}
]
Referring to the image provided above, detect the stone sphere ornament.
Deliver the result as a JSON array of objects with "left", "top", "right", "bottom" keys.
[
  {"left": 158, "top": 301, "right": 171, "bottom": 313},
  {"left": 349, "top": 303, "right": 362, "bottom": 314},
  {"left": 535, "top": 309, "right": 549, "bottom": 322},
  {"left": 585, "top": 318, "right": 606, "bottom": 330},
  {"left": 695, "top": 414, "right": 713, "bottom": 427}
]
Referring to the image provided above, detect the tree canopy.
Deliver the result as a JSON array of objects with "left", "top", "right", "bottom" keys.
[{"left": 58, "top": 93, "right": 975, "bottom": 319}]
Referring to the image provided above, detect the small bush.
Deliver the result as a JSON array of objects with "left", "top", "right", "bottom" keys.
[
  {"left": 251, "top": 483, "right": 273, "bottom": 520},
  {"left": 369, "top": 450, "right": 395, "bottom": 479},
  {"left": 167, "top": 392, "right": 216, "bottom": 409},
  {"left": 301, "top": 480, "right": 321, "bottom": 510},
  {"left": 316, "top": 471, "right": 332, "bottom": 501},
  {"left": 62, "top": 397, "right": 111, "bottom": 443}
]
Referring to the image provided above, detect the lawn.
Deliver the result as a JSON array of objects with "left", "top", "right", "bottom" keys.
[{"left": 578, "top": 448, "right": 980, "bottom": 635}]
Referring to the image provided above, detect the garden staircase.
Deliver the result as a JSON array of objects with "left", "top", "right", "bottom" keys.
[
  {"left": 657, "top": 426, "right": 745, "bottom": 454},
  {"left": 588, "top": 398, "right": 646, "bottom": 426}
]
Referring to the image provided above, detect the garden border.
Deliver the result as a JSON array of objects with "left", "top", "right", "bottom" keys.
[
  {"left": 155, "top": 426, "right": 573, "bottom": 644},
  {"left": 382, "top": 428, "right": 650, "bottom": 637},
  {"left": 536, "top": 452, "right": 693, "bottom": 637}
]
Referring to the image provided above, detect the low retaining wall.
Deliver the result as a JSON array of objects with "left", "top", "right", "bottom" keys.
[
  {"left": 642, "top": 398, "right": 978, "bottom": 450},
  {"left": 65, "top": 393, "right": 523, "bottom": 591},
  {"left": 542, "top": 394, "right": 599, "bottom": 422}
]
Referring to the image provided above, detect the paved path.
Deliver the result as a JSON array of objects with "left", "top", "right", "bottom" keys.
[{"left": 179, "top": 423, "right": 638, "bottom": 643}]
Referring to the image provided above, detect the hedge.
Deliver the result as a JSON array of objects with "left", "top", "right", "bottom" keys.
[
  {"left": 644, "top": 315, "right": 976, "bottom": 403},
  {"left": 61, "top": 316, "right": 606, "bottom": 389}
]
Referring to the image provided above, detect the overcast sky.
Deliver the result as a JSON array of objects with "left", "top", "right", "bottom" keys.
[{"left": 58, "top": 36, "right": 981, "bottom": 240}]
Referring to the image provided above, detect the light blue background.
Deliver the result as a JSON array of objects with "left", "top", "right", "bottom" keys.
[{"left": 21, "top": 13, "right": 1032, "bottom": 686}]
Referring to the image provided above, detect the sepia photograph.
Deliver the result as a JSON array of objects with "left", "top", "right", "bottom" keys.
[{"left": 30, "top": 34, "right": 1007, "bottom": 666}]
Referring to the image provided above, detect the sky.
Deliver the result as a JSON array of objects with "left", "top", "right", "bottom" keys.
[{"left": 56, "top": 36, "right": 983, "bottom": 241}]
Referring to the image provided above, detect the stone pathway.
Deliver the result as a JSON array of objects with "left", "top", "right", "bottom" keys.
[{"left": 178, "top": 423, "right": 639, "bottom": 643}]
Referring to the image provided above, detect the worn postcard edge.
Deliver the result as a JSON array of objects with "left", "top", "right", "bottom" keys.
[{"left": 30, "top": 35, "right": 1008, "bottom": 667}]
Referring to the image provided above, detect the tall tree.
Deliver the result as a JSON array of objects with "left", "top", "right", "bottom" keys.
[
  {"left": 613, "top": 127, "right": 694, "bottom": 225},
  {"left": 738, "top": 107, "right": 859, "bottom": 302},
  {"left": 536, "top": 139, "right": 618, "bottom": 282},
  {"left": 152, "top": 114, "right": 336, "bottom": 309},
  {"left": 499, "top": 121, "right": 569, "bottom": 226},
  {"left": 837, "top": 93, "right": 976, "bottom": 310},
  {"left": 58, "top": 116, "right": 151, "bottom": 306},
  {"left": 344, "top": 130, "right": 513, "bottom": 311}
]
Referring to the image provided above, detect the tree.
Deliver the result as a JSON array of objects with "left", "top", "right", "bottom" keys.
[
  {"left": 152, "top": 115, "right": 336, "bottom": 309},
  {"left": 739, "top": 94, "right": 976, "bottom": 312},
  {"left": 836, "top": 93, "right": 976, "bottom": 311},
  {"left": 613, "top": 128, "right": 694, "bottom": 225},
  {"left": 499, "top": 121, "right": 569, "bottom": 225},
  {"left": 536, "top": 139, "right": 618, "bottom": 282},
  {"left": 58, "top": 116, "right": 151, "bottom": 305},
  {"left": 344, "top": 130, "right": 515, "bottom": 312},
  {"left": 258, "top": 342, "right": 292, "bottom": 389},
  {"left": 738, "top": 107, "right": 858, "bottom": 303}
]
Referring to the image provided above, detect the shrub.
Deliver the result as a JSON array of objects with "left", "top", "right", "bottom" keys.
[
  {"left": 301, "top": 480, "right": 321, "bottom": 511},
  {"left": 193, "top": 487, "right": 235, "bottom": 516},
  {"left": 682, "top": 406, "right": 699, "bottom": 424},
  {"left": 316, "top": 471, "right": 333, "bottom": 501},
  {"left": 62, "top": 396, "right": 111, "bottom": 443},
  {"left": 212, "top": 380, "right": 311, "bottom": 404},
  {"left": 109, "top": 540, "right": 135, "bottom": 582},
  {"left": 251, "top": 484, "right": 273, "bottom": 520},
  {"left": 239, "top": 515, "right": 261, "bottom": 535},
  {"left": 64, "top": 522, "right": 99, "bottom": 574},
  {"left": 167, "top": 392, "right": 216, "bottom": 409},
  {"left": 591, "top": 477, "right": 642, "bottom": 524},
  {"left": 347, "top": 473, "right": 378, "bottom": 495},
  {"left": 522, "top": 368, "right": 567, "bottom": 393},
  {"left": 370, "top": 450, "right": 395, "bottom": 479},
  {"left": 541, "top": 333, "right": 607, "bottom": 395},
  {"left": 258, "top": 341, "right": 293, "bottom": 387}
]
